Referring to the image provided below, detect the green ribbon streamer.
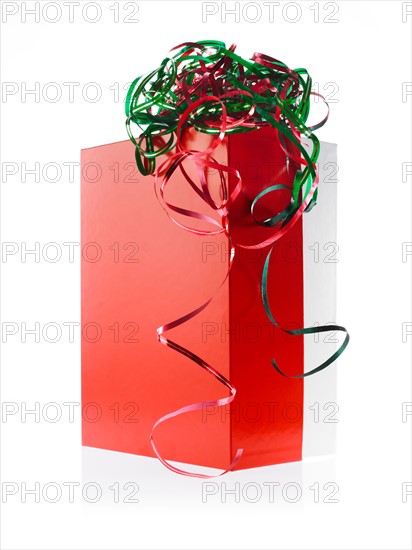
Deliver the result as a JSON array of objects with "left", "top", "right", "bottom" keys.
[{"left": 262, "top": 248, "right": 350, "bottom": 377}]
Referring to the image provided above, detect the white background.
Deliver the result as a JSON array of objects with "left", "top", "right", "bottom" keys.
[{"left": 1, "top": 1, "right": 411, "bottom": 549}]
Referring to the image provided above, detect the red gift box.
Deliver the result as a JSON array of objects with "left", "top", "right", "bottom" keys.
[{"left": 81, "top": 125, "right": 346, "bottom": 473}]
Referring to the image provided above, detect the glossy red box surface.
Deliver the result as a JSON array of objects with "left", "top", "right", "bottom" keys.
[{"left": 81, "top": 126, "right": 304, "bottom": 470}]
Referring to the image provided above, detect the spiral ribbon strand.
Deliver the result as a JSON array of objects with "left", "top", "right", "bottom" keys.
[{"left": 125, "top": 40, "right": 349, "bottom": 477}]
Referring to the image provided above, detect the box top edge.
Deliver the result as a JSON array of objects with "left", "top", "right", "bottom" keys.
[
  {"left": 81, "top": 138, "right": 131, "bottom": 152},
  {"left": 81, "top": 137, "right": 336, "bottom": 152}
]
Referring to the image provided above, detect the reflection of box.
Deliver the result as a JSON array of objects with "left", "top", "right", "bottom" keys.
[{"left": 81, "top": 127, "right": 337, "bottom": 470}]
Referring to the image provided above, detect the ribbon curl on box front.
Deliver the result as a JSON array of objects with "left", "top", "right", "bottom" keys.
[{"left": 125, "top": 40, "right": 349, "bottom": 478}]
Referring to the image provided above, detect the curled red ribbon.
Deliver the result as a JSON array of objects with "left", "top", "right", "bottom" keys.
[{"left": 125, "top": 40, "right": 348, "bottom": 477}]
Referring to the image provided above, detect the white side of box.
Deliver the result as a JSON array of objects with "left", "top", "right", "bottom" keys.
[{"left": 302, "top": 140, "right": 338, "bottom": 458}]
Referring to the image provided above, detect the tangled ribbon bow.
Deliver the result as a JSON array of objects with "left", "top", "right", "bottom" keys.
[{"left": 125, "top": 40, "right": 349, "bottom": 477}]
